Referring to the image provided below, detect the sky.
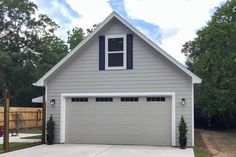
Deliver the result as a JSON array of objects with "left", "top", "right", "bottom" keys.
[{"left": 31, "top": 0, "right": 226, "bottom": 64}]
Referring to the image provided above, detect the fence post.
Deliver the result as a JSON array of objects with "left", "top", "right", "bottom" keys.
[
  {"left": 42, "top": 95, "right": 46, "bottom": 144},
  {"left": 3, "top": 90, "right": 10, "bottom": 152}
]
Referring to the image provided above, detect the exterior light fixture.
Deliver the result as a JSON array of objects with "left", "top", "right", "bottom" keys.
[
  {"left": 50, "top": 99, "right": 55, "bottom": 105},
  {"left": 181, "top": 98, "right": 185, "bottom": 105}
]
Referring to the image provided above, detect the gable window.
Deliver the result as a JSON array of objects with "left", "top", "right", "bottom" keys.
[{"left": 105, "top": 35, "right": 127, "bottom": 70}]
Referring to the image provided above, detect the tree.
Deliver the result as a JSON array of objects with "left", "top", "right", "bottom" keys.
[
  {"left": 0, "top": 0, "right": 98, "bottom": 106},
  {"left": 67, "top": 27, "right": 85, "bottom": 50},
  {"left": 182, "top": 0, "right": 236, "bottom": 129},
  {"left": 36, "top": 35, "right": 68, "bottom": 76},
  {"left": 67, "top": 24, "right": 98, "bottom": 50},
  {"left": 0, "top": 0, "right": 68, "bottom": 105},
  {"left": 86, "top": 24, "right": 98, "bottom": 34}
]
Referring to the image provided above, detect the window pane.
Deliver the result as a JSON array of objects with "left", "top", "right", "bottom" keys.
[
  {"left": 146, "top": 97, "right": 165, "bottom": 102},
  {"left": 120, "top": 97, "right": 139, "bottom": 102},
  {"left": 96, "top": 97, "right": 113, "bottom": 102},
  {"left": 108, "top": 53, "right": 123, "bottom": 67},
  {"left": 108, "top": 38, "right": 123, "bottom": 51}
]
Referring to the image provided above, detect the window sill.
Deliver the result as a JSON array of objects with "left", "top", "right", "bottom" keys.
[{"left": 105, "top": 66, "right": 127, "bottom": 70}]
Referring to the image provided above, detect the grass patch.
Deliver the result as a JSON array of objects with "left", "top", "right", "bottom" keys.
[
  {"left": 231, "top": 130, "right": 236, "bottom": 137},
  {"left": 19, "top": 128, "right": 42, "bottom": 134},
  {"left": 0, "top": 142, "right": 41, "bottom": 153},
  {"left": 21, "top": 135, "right": 42, "bottom": 139},
  {"left": 194, "top": 147, "right": 208, "bottom": 157}
]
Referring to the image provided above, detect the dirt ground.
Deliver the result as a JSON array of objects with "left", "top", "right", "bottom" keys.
[{"left": 196, "top": 129, "right": 236, "bottom": 157}]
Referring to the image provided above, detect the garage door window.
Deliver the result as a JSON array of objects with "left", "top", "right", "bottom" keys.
[
  {"left": 71, "top": 98, "right": 88, "bottom": 102},
  {"left": 96, "top": 97, "right": 113, "bottom": 102},
  {"left": 121, "top": 97, "right": 138, "bottom": 102},
  {"left": 147, "top": 97, "right": 165, "bottom": 102}
]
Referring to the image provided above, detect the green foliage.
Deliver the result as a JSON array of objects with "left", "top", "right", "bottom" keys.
[
  {"left": 194, "top": 148, "right": 209, "bottom": 157},
  {"left": 46, "top": 115, "right": 55, "bottom": 135},
  {"left": 178, "top": 115, "right": 188, "bottom": 137},
  {"left": 0, "top": 0, "right": 96, "bottom": 106},
  {"left": 86, "top": 24, "right": 98, "bottom": 34},
  {"left": 182, "top": 0, "right": 236, "bottom": 129},
  {"left": 67, "top": 27, "right": 85, "bottom": 50},
  {"left": 67, "top": 24, "right": 98, "bottom": 50},
  {"left": 0, "top": 0, "right": 68, "bottom": 105}
]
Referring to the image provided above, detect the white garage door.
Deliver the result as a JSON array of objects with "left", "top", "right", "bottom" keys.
[{"left": 65, "top": 96, "right": 172, "bottom": 145}]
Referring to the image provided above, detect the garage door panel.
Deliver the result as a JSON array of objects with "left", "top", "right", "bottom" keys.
[{"left": 65, "top": 96, "right": 172, "bottom": 145}]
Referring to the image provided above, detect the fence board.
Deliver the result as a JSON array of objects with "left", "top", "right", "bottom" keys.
[{"left": 0, "top": 107, "right": 42, "bottom": 129}]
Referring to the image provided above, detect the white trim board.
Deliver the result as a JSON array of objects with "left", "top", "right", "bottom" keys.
[
  {"left": 45, "top": 84, "right": 48, "bottom": 142},
  {"left": 33, "top": 11, "right": 201, "bottom": 86},
  {"left": 60, "top": 92, "right": 176, "bottom": 146},
  {"left": 192, "top": 83, "right": 194, "bottom": 146}
]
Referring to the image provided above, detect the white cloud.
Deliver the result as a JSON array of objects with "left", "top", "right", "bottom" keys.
[
  {"left": 65, "top": 0, "right": 112, "bottom": 29},
  {"left": 32, "top": 0, "right": 112, "bottom": 40},
  {"left": 32, "top": 0, "right": 226, "bottom": 64},
  {"left": 124, "top": 0, "right": 225, "bottom": 64}
]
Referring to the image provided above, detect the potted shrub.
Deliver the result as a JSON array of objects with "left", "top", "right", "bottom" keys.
[
  {"left": 178, "top": 115, "right": 188, "bottom": 149},
  {"left": 47, "top": 115, "right": 55, "bottom": 145}
]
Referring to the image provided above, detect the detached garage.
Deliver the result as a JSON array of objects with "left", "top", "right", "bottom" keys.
[{"left": 34, "top": 12, "right": 201, "bottom": 146}]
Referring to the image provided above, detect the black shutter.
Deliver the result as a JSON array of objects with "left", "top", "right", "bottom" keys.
[
  {"left": 127, "top": 34, "right": 133, "bottom": 69},
  {"left": 99, "top": 35, "right": 105, "bottom": 70}
]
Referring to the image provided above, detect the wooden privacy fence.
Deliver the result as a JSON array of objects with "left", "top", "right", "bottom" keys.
[{"left": 0, "top": 107, "right": 42, "bottom": 129}]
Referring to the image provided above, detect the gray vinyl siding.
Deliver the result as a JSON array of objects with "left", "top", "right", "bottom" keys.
[{"left": 46, "top": 18, "right": 193, "bottom": 146}]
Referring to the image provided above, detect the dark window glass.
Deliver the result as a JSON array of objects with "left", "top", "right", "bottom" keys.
[
  {"left": 146, "top": 97, "right": 165, "bottom": 102},
  {"left": 108, "top": 38, "right": 123, "bottom": 51},
  {"left": 108, "top": 53, "right": 123, "bottom": 67},
  {"left": 71, "top": 97, "right": 88, "bottom": 102},
  {"left": 120, "top": 97, "right": 139, "bottom": 102},
  {"left": 96, "top": 97, "right": 113, "bottom": 102},
  {"left": 160, "top": 97, "right": 165, "bottom": 101}
]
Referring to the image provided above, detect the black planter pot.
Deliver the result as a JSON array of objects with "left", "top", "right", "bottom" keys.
[
  {"left": 47, "top": 133, "right": 54, "bottom": 145},
  {"left": 179, "top": 136, "right": 187, "bottom": 149}
]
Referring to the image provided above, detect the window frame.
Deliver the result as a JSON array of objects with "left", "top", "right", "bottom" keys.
[{"left": 105, "top": 34, "right": 127, "bottom": 70}]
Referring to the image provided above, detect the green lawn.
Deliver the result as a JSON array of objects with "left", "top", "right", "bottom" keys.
[
  {"left": 21, "top": 135, "right": 42, "bottom": 139},
  {"left": 194, "top": 147, "right": 208, "bottom": 157},
  {"left": 0, "top": 142, "right": 41, "bottom": 153},
  {"left": 19, "top": 128, "right": 42, "bottom": 134}
]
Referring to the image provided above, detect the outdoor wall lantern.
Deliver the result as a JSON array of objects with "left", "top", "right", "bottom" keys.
[
  {"left": 181, "top": 98, "right": 186, "bottom": 105},
  {"left": 50, "top": 99, "right": 55, "bottom": 105}
]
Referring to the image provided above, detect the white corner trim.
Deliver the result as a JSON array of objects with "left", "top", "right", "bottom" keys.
[
  {"left": 172, "top": 93, "right": 176, "bottom": 146},
  {"left": 60, "top": 92, "right": 176, "bottom": 146},
  {"left": 192, "top": 83, "right": 194, "bottom": 146},
  {"left": 60, "top": 94, "right": 66, "bottom": 143},
  {"left": 33, "top": 11, "right": 201, "bottom": 87},
  {"left": 45, "top": 84, "right": 48, "bottom": 142}
]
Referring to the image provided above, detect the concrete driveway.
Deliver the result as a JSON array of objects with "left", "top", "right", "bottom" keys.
[{"left": 0, "top": 144, "right": 194, "bottom": 157}]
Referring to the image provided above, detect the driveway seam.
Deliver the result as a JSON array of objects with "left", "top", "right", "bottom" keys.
[{"left": 92, "top": 145, "right": 115, "bottom": 157}]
